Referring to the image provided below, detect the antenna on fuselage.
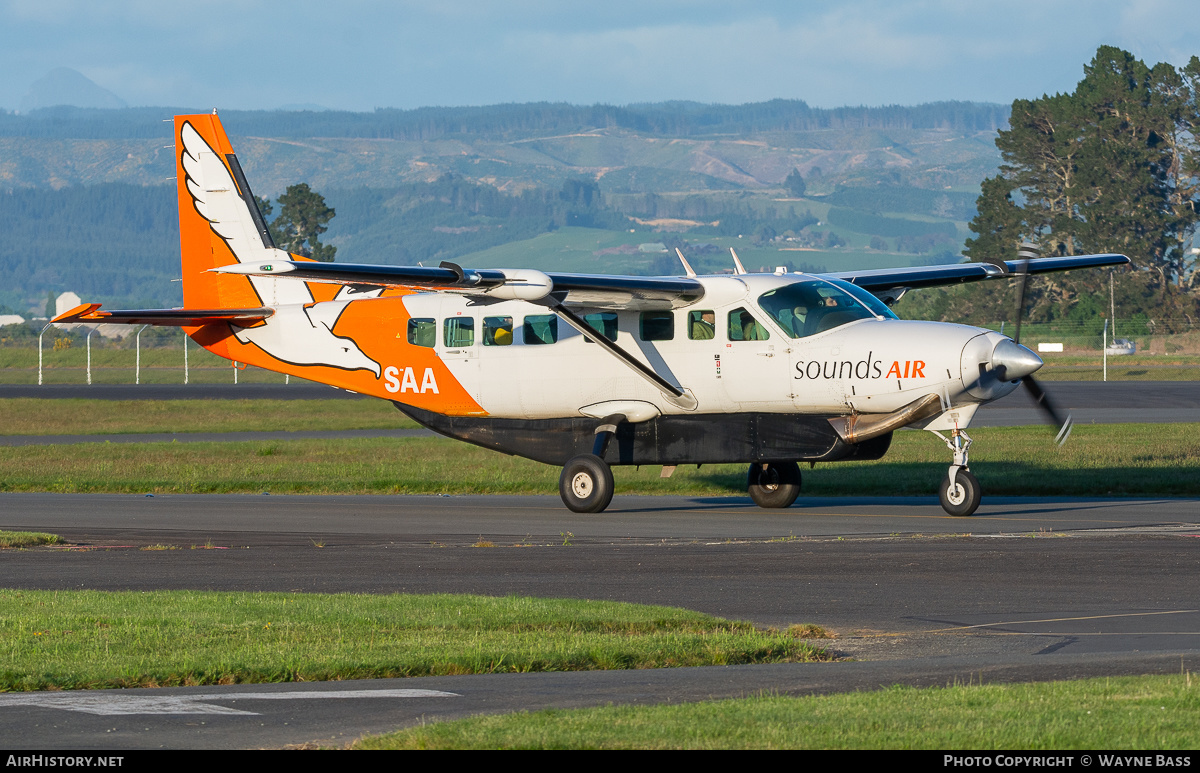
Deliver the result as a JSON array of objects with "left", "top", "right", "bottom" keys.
[
  {"left": 729, "top": 247, "right": 748, "bottom": 275},
  {"left": 674, "top": 248, "right": 697, "bottom": 278}
]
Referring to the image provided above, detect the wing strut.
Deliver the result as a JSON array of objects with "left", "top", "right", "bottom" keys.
[{"left": 550, "top": 304, "right": 698, "bottom": 411}]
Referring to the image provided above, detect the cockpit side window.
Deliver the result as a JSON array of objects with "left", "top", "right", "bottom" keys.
[{"left": 758, "top": 279, "right": 895, "bottom": 339}]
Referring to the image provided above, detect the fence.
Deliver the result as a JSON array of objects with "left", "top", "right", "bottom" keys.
[
  {"left": 0, "top": 326, "right": 294, "bottom": 386},
  {"left": 979, "top": 319, "right": 1200, "bottom": 356},
  {"left": 4, "top": 317, "right": 1200, "bottom": 387}
]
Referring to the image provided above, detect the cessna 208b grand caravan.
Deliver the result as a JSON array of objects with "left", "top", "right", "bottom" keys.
[{"left": 56, "top": 113, "right": 1129, "bottom": 516}]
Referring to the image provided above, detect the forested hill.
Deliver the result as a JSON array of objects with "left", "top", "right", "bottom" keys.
[
  {"left": 0, "top": 100, "right": 1008, "bottom": 141},
  {"left": 0, "top": 100, "right": 1005, "bottom": 316}
]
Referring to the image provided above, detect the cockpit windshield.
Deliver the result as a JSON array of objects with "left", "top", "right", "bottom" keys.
[{"left": 757, "top": 278, "right": 897, "bottom": 339}]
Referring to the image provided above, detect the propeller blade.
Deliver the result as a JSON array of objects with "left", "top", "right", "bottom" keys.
[
  {"left": 1011, "top": 242, "right": 1038, "bottom": 346},
  {"left": 1011, "top": 271, "right": 1028, "bottom": 345},
  {"left": 1022, "top": 374, "right": 1073, "bottom": 445}
]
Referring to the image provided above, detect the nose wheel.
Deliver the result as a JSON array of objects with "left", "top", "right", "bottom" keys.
[
  {"left": 930, "top": 428, "right": 980, "bottom": 517},
  {"left": 939, "top": 467, "right": 981, "bottom": 517}
]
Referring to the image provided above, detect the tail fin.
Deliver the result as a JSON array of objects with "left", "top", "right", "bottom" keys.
[{"left": 174, "top": 113, "right": 305, "bottom": 309}]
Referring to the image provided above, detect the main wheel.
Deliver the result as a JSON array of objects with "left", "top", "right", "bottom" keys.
[
  {"left": 559, "top": 454, "right": 615, "bottom": 513},
  {"left": 939, "top": 467, "right": 981, "bottom": 517},
  {"left": 746, "top": 461, "right": 801, "bottom": 509}
]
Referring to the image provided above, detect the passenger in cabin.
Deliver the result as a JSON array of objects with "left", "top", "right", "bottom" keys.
[
  {"left": 789, "top": 304, "right": 809, "bottom": 337},
  {"left": 690, "top": 310, "right": 715, "bottom": 340},
  {"left": 483, "top": 316, "right": 513, "bottom": 346}
]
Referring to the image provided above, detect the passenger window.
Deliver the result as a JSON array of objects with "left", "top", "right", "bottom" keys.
[
  {"left": 582, "top": 312, "right": 618, "bottom": 343},
  {"left": 727, "top": 308, "right": 769, "bottom": 342},
  {"left": 687, "top": 310, "right": 716, "bottom": 340},
  {"left": 482, "top": 316, "right": 513, "bottom": 346},
  {"left": 639, "top": 311, "right": 674, "bottom": 341},
  {"left": 443, "top": 317, "right": 474, "bottom": 348},
  {"left": 523, "top": 314, "right": 558, "bottom": 345},
  {"left": 407, "top": 318, "right": 437, "bottom": 348}
]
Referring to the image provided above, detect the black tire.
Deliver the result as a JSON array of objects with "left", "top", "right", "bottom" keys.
[
  {"left": 559, "top": 454, "right": 615, "bottom": 513},
  {"left": 939, "top": 468, "right": 981, "bottom": 517},
  {"left": 746, "top": 461, "right": 802, "bottom": 509}
]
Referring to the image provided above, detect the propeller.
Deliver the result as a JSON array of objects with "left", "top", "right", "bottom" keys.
[{"left": 1007, "top": 243, "right": 1073, "bottom": 445}]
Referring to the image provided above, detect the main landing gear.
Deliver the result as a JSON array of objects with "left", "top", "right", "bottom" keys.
[
  {"left": 746, "top": 461, "right": 802, "bottom": 508},
  {"left": 559, "top": 454, "right": 614, "bottom": 513},
  {"left": 559, "top": 415, "right": 621, "bottom": 513},
  {"left": 558, "top": 415, "right": 807, "bottom": 513},
  {"left": 930, "top": 428, "right": 981, "bottom": 517}
]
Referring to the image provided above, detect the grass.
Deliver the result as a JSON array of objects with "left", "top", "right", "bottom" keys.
[
  {"left": 355, "top": 674, "right": 1200, "bottom": 749},
  {"left": 0, "top": 423, "right": 1198, "bottom": 497},
  {"left": 0, "top": 346, "right": 290, "bottom": 385},
  {"left": 0, "top": 398, "right": 418, "bottom": 436},
  {"left": 0, "top": 530, "right": 60, "bottom": 548},
  {"left": 0, "top": 591, "right": 827, "bottom": 691},
  {"left": 1038, "top": 355, "right": 1200, "bottom": 381}
]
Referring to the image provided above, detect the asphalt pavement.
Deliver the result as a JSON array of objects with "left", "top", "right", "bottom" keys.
[{"left": 1, "top": 492, "right": 1198, "bottom": 748}]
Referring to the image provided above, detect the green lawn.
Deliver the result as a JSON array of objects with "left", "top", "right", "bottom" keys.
[
  {"left": 0, "top": 591, "right": 826, "bottom": 691},
  {"left": 0, "top": 530, "right": 59, "bottom": 548},
  {"left": 357, "top": 674, "right": 1200, "bottom": 749},
  {"left": 1, "top": 423, "right": 1197, "bottom": 497},
  {"left": 0, "top": 398, "right": 417, "bottom": 436}
]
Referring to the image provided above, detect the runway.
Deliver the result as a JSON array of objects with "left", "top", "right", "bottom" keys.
[{"left": 2, "top": 492, "right": 1199, "bottom": 748}]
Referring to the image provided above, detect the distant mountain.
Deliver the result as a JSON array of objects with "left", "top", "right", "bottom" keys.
[
  {"left": 19, "top": 68, "right": 127, "bottom": 113},
  {"left": 0, "top": 102, "right": 1004, "bottom": 194}
]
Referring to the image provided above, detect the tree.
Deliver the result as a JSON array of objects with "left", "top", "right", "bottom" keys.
[
  {"left": 965, "top": 46, "right": 1200, "bottom": 320},
  {"left": 784, "top": 168, "right": 806, "bottom": 197},
  {"left": 559, "top": 178, "right": 601, "bottom": 209},
  {"left": 271, "top": 183, "right": 337, "bottom": 262},
  {"left": 752, "top": 224, "right": 777, "bottom": 246}
]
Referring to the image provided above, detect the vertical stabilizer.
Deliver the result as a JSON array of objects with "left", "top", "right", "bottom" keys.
[{"left": 174, "top": 113, "right": 304, "bottom": 309}]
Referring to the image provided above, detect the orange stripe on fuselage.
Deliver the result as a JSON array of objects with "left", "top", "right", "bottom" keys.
[{"left": 189, "top": 295, "right": 484, "bottom": 415}]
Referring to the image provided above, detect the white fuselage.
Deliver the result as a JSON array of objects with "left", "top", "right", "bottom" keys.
[{"left": 390, "top": 273, "right": 1019, "bottom": 427}]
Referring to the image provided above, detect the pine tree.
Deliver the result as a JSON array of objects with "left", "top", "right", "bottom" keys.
[
  {"left": 271, "top": 183, "right": 337, "bottom": 262},
  {"left": 784, "top": 168, "right": 806, "bottom": 197},
  {"left": 966, "top": 47, "right": 1200, "bottom": 313}
]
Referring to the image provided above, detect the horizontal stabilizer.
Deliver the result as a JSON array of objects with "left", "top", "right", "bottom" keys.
[{"left": 52, "top": 303, "right": 273, "bottom": 327}]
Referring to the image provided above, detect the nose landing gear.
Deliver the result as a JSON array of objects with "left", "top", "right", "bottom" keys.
[{"left": 929, "top": 428, "right": 980, "bottom": 517}]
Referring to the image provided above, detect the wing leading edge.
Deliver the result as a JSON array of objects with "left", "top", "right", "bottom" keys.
[
  {"left": 211, "top": 261, "right": 706, "bottom": 310},
  {"left": 830, "top": 254, "right": 1130, "bottom": 292},
  {"left": 205, "top": 252, "right": 1129, "bottom": 312}
]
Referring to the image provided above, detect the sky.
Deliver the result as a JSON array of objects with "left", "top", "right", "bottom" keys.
[{"left": 2, "top": 0, "right": 1199, "bottom": 112}]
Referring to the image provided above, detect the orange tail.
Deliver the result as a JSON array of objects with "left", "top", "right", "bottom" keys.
[{"left": 174, "top": 113, "right": 298, "bottom": 310}]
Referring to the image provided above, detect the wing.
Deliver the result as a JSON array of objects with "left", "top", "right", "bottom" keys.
[
  {"left": 830, "top": 254, "right": 1131, "bottom": 298},
  {"left": 211, "top": 261, "right": 706, "bottom": 310}
]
